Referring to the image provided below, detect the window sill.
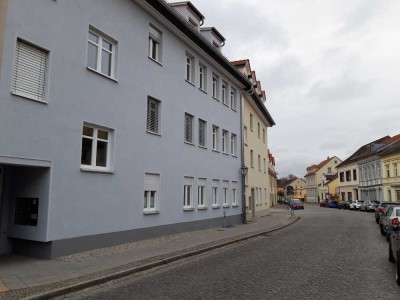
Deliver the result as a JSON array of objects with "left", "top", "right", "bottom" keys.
[
  {"left": 198, "top": 207, "right": 207, "bottom": 210},
  {"left": 222, "top": 152, "right": 229, "bottom": 156},
  {"left": 212, "top": 96, "right": 219, "bottom": 102},
  {"left": 148, "top": 56, "right": 163, "bottom": 66},
  {"left": 147, "top": 130, "right": 162, "bottom": 137},
  {"left": 198, "top": 88, "right": 207, "bottom": 94},
  {"left": 212, "top": 205, "right": 220, "bottom": 209},
  {"left": 144, "top": 211, "right": 160, "bottom": 215},
  {"left": 11, "top": 92, "right": 48, "bottom": 104},
  {"left": 87, "top": 67, "right": 118, "bottom": 83},
  {"left": 183, "top": 207, "right": 194, "bottom": 211},
  {"left": 222, "top": 102, "right": 229, "bottom": 107},
  {"left": 185, "top": 141, "right": 195, "bottom": 146},
  {"left": 198, "top": 145, "right": 207, "bottom": 150},
  {"left": 185, "top": 79, "right": 195, "bottom": 87},
  {"left": 81, "top": 167, "right": 114, "bottom": 174},
  {"left": 231, "top": 155, "right": 238, "bottom": 158},
  {"left": 231, "top": 108, "right": 237, "bottom": 112},
  {"left": 223, "top": 205, "right": 230, "bottom": 208},
  {"left": 232, "top": 204, "right": 239, "bottom": 207},
  {"left": 212, "top": 149, "right": 220, "bottom": 153}
]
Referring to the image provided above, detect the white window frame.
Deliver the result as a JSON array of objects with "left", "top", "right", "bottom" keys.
[
  {"left": 230, "top": 133, "right": 237, "bottom": 156},
  {"left": 185, "top": 53, "right": 194, "bottom": 83},
  {"left": 212, "top": 125, "right": 219, "bottom": 151},
  {"left": 198, "top": 178, "right": 207, "bottom": 209},
  {"left": 222, "top": 81, "right": 228, "bottom": 105},
  {"left": 223, "top": 181, "right": 229, "bottom": 207},
  {"left": 199, "top": 63, "right": 207, "bottom": 91},
  {"left": 230, "top": 88, "right": 237, "bottom": 111},
  {"left": 198, "top": 119, "right": 207, "bottom": 148},
  {"left": 250, "top": 150, "right": 254, "bottom": 168},
  {"left": 212, "top": 73, "right": 219, "bottom": 99},
  {"left": 264, "top": 158, "right": 267, "bottom": 173},
  {"left": 222, "top": 130, "right": 229, "bottom": 154},
  {"left": 144, "top": 173, "right": 160, "bottom": 214},
  {"left": 183, "top": 177, "right": 194, "bottom": 210},
  {"left": 258, "top": 155, "right": 261, "bottom": 171},
  {"left": 250, "top": 113, "right": 253, "bottom": 131},
  {"left": 87, "top": 28, "right": 117, "bottom": 79},
  {"left": 12, "top": 39, "right": 48, "bottom": 103},
  {"left": 184, "top": 113, "right": 194, "bottom": 144},
  {"left": 146, "top": 97, "right": 161, "bottom": 134},
  {"left": 212, "top": 180, "right": 220, "bottom": 208},
  {"left": 81, "top": 123, "right": 113, "bottom": 171},
  {"left": 148, "top": 24, "right": 162, "bottom": 63},
  {"left": 232, "top": 181, "right": 238, "bottom": 206},
  {"left": 257, "top": 122, "right": 260, "bottom": 139},
  {"left": 244, "top": 126, "right": 248, "bottom": 145},
  {"left": 263, "top": 128, "right": 266, "bottom": 143}
]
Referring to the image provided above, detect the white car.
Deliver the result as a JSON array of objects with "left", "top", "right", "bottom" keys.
[{"left": 349, "top": 200, "right": 364, "bottom": 210}]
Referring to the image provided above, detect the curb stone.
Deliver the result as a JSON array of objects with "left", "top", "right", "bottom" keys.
[{"left": 14, "top": 215, "right": 299, "bottom": 300}]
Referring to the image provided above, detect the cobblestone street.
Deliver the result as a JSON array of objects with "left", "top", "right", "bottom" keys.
[{"left": 58, "top": 205, "right": 400, "bottom": 299}]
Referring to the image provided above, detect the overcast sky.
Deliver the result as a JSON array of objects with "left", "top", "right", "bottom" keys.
[{"left": 188, "top": 0, "right": 400, "bottom": 178}]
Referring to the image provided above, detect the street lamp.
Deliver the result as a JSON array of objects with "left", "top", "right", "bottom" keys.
[{"left": 241, "top": 166, "right": 248, "bottom": 176}]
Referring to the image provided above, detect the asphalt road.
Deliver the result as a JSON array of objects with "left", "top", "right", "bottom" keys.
[{"left": 61, "top": 205, "right": 400, "bottom": 299}]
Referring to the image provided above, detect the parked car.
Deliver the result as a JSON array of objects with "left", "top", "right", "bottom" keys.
[
  {"left": 342, "top": 201, "right": 352, "bottom": 210},
  {"left": 380, "top": 205, "right": 400, "bottom": 241},
  {"left": 387, "top": 217, "right": 400, "bottom": 285},
  {"left": 360, "top": 200, "right": 380, "bottom": 212},
  {"left": 349, "top": 200, "right": 364, "bottom": 210},
  {"left": 328, "top": 200, "right": 341, "bottom": 209},
  {"left": 375, "top": 202, "right": 400, "bottom": 224},
  {"left": 289, "top": 199, "right": 304, "bottom": 210},
  {"left": 320, "top": 200, "right": 329, "bottom": 207}
]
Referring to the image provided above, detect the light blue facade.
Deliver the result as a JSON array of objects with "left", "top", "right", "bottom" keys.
[{"left": 0, "top": 0, "right": 247, "bottom": 258}]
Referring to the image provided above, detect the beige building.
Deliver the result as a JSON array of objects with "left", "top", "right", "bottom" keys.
[
  {"left": 286, "top": 178, "right": 306, "bottom": 200},
  {"left": 380, "top": 139, "right": 400, "bottom": 201},
  {"left": 305, "top": 156, "right": 342, "bottom": 203},
  {"left": 232, "top": 59, "right": 275, "bottom": 220}
]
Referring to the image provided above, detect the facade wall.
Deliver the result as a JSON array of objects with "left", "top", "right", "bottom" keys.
[
  {"left": 381, "top": 152, "right": 400, "bottom": 201},
  {"left": 0, "top": 0, "right": 244, "bottom": 257},
  {"left": 243, "top": 97, "right": 270, "bottom": 217},
  {"left": 305, "top": 174, "right": 317, "bottom": 202},
  {"left": 358, "top": 157, "right": 383, "bottom": 202},
  {"left": 337, "top": 163, "right": 359, "bottom": 202}
]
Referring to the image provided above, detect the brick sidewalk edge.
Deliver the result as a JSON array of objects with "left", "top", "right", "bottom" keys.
[{"left": 19, "top": 215, "right": 299, "bottom": 300}]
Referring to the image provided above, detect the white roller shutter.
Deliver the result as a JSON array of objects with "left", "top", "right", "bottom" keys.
[{"left": 144, "top": 174, "right": 159, "bottom": 191}]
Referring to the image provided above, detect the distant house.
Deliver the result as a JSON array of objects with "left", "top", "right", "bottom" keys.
[
  {"left": 305, "top": 156, "right": 342, "bottom": 203},
  {"left": 286, "top": 178, "right": 306, "bottom": 200}
]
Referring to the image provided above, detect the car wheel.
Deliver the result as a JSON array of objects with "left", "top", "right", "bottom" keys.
[
  {"left": 396, "top": 251, "right": 400, "bottom": 285},
  {"left": 389, "top": 241, "right": 395, "bottom": 263},
  {"left": 386, "top": 233, "right": 390, "bottom": 242},
  {"left": 376, "top": 218, "right": 379, "bottom": 224},
  {"left": 380, "top": 225, "right": 386, "bottom": 236}
]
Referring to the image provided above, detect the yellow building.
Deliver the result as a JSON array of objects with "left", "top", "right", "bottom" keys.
[
  {"left": 380, "top": 139, "right": 400, "bottom": 201},
  {"left": 286, "top": 178, "right": 306, "bottom": 200},
  {"left": 232, "top": 59, "right": 275, "bottom": 220}
]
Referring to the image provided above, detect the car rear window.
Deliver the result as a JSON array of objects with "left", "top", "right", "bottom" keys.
[{"left": 396, "top": 209, "right": 400, "bottom": 217}]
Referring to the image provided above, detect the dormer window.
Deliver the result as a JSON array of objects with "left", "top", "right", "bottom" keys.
[
  {"left": 188, "top": 18, "right": 198, "bottom": 30},
  {"left": 212, "top": 41, "right": 220, "bottom": 49}
]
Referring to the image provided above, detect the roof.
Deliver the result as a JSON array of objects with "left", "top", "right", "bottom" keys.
[
  {"left": 336, "top": 135, "right": 399, "bottom": 168},
  {"left": 379, "top": 136, "right": 400, "bottom": 157},
  {"left": 200, "top": 27, "right": 226, "bottom": 42},
  {"left": 169, "top": 1, "right": 205, "bottom": 21},
  {"left": 305, "top": 156, "right": 338, "bottom": 177}
]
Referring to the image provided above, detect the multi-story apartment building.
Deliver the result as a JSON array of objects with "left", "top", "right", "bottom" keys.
[
  {"left": 305, "top": 156, "right": 341, "bottom": 203},
  {"left": 0, "top": 0, "right": 260, "bottom": 258},
  {"left": 268, "top": 150, "right": 278, "bottom": 207},
  {"left": 231, "top": 59, "right": 275, "bottom": 220},
  {"left": 380, "top": 139, "right": 400, "bottom": 201}
]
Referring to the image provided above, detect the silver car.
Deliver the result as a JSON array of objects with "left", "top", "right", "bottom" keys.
[
  {"left": 349, "top": 200, "right": 364, "bottom": 210},
  {"left": 380, "top": 205, "right": 400, "bottom": 241},
  {"left": 387, "top": 217, "right": 400, "bottom": 285},
  {"left": 360, "top": 200, "right": 380, "bottom": 212}
]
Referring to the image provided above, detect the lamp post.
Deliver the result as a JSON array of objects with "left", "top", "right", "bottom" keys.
[{"left": 241, "top": 166, "right": 248, "bottom": 224}]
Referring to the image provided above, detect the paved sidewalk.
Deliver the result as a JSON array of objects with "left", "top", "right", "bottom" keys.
[{"left": 0, "top": 206, "right": 298, "bottom": 300}]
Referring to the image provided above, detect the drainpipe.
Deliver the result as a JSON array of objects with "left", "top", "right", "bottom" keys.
[{"left": 240, "top": 93, "right": 246, "bottom": 224}]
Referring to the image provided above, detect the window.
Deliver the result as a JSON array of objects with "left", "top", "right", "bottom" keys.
[
  {"left": 250, "top": 114, "right": 253, "bottom": 131},
  {"left": 264, "top": 158, "right": 266, "bottom": 173},
  {"left": 184, "top": 113, "right": 194, "bottom": 143},
  {"left": 244, "top": 126, "right": 248, "bottom": 145},
  {"left": 327, "top": 167, "right": 332, "bottom": 173},
  {"left": 346, "top": 170, "right": 351, "bottom": 181},
  {"left": 87, "top": 29, "right": 116, "bottom": 78},
  {"left": 188, "top": 17, "right": 198, "bottom": 30},
  {"left": 183, "top": 177, "right": 194, "bottom": 209},
  {"left": 212, "top": 73, "right": 219, "bottom": 99},
  {"left": 250, "top": 150, "right": 254, "bottom": 168},
  {"left": 81, "top": 124, "right": 112, "bottom": 170},
  {"left": 144, "top": 173, "right": 159, "bottom": 213},
  {"left": 12, "top": 39, "right": 48, "bottom": 102},
  {"left": 230, "top": 88, "right": 237, "bottom": 110},
  {"left": 232, "top": 182, "right": 238, "bottom": 206},
  {"left": 386, "top": 165, "right": 390, "bottom": 178},
  {"left": 347, "top": 192, "right": 352, "bottom": 201},
  {"left": 262, "top": 128, "right": 266, "bottom": 143},
  {"left": 198, "top": 178, "right": 206, "bottom": 208},
  {"left": 212, "top": 125, "right": 219, "bottom": 151},
  {"left": 185, "top": 53, "right": 194, "bottom": 83},
  {"left": 388, "top": 190, "right": 392, "bottom": 201},
  {"left": 146, "top": 97, "right": 160, "bottom": 134},
  {"left": 148, "top": 24, "right": 162, "bottom": 62},
  {"left": 212, "top": 180, "right": 219, "bottom": 207},
  {"left": 223, "top": 181, "right": 229, "bottom": 207},
  {"left": 222, "top": 81, "right": 228, "bottom": 105},
  {"left": 199, "top": 63, "right": 206, "bottom": 91},
  {"left": 353, "top": 169, "right": 357, "bottom": 181},
  {"left": 258, "top": 155, "right": 261, "bottom": 171},
  {"left": 198, "top": 119, "right": 206, "bottom": 147},
  {"left": 222, "top": 130, "right": 228, "bottom": 154},
  {"left": 230, "top": 134, "right": 237, "bottom": 156},
  {"left": 394, "top": 163, "right": 398, "bottom": 177},
  {"left": 257, "top": 123, "right": 260, "bottom": 139},
  {"left": 339, "top": 172, "right": 344, "bottom": 182}
]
